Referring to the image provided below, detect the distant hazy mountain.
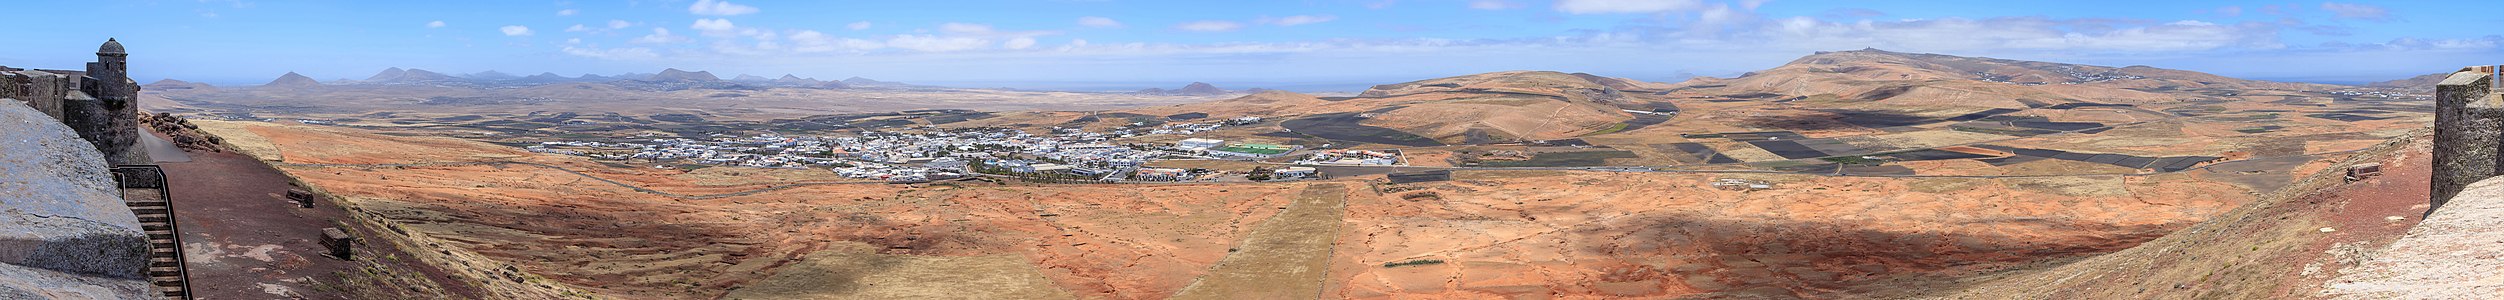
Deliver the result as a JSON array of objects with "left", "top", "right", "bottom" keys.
[
  {"left": 143, "top": 79, "right": 218, "bottom": 91},
  {"left": 647, "top": 68, "right": 722, "bottom": 82},
  {"left": 465, "top": 70, "right": 519, "bottom": 81},
  {"left": 262, "top": 72, "right": 323, "bottom": 88},
  {"left": 774, "top": 74, "right": 820, "bottom": 85},
  {"left": 2366, "top": 72, "right": 2452, "bottom": 92},
  {"left": 519, "top": 72, "right": 574, "bottom": 83},
  {"left": 365, "top": 67, "right": 408, "bottom": 81},
  {"left": 362, "top": 68, "right": 464, "bottom": 83},
  {"left": 1138, "top": 82, "right": 1233, "bottom": 96}
]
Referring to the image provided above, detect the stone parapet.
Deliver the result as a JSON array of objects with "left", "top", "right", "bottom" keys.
[{"left": 2433, "top": 66, "right": 2504, "bottom": 214}]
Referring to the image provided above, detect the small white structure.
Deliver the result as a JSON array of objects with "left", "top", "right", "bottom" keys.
[
  {"left": 1029, "top": 163, "right": 1072, "bottom": 173},
  {"left": 1178, "top": 138, "right": 1225, "bottom": 150},
  {"left": 1274, "top": 166, "right": 1317, "bottom": 178},
  {"left": 1134, "top": 168, "right": 1189, "bottom": 181}
]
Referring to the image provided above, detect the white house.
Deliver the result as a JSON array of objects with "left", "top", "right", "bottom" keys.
[
  {"left": 1178, "top": 138, "right": 1225, "bottom": 150},
  {"left": 1274, "top": 166, "right": 1317, "bottom": 178}
]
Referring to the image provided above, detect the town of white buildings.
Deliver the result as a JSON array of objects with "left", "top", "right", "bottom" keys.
[{"left": 524, "top": 116, "right": 1403, "bottom": 183}]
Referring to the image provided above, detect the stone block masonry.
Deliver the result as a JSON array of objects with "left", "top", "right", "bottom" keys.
[
  {"left": 0, "top": 38, "right": 146, "bottom": 165},
  {"left": 2432, "top": 65, "right": 2504, "bottom": 214}
]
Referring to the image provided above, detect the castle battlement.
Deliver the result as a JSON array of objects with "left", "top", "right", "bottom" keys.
[
  {"left": 0, "top": 38, "right": 147, "bottom": 165},
  {"left": 2429, "top": 65, "right": 2504, "bottom": 214}
]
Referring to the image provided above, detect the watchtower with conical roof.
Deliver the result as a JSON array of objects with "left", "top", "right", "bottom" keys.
[{"left": 69, "top": 38, "right": 147, "bottom": 164}]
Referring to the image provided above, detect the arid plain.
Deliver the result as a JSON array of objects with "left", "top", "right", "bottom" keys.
[{"left": 149, "top": 49, "right": 2440, "bottom": 298}]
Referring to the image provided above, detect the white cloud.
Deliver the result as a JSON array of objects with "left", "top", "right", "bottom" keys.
[
  {"left": 500, "top": 25, "right": 533, "bottom": 36},
  {"left": 692, "top": 18, "right": 737, "bottom": 33},
  {"left": 1176, "top": 21, "right": 1244, "bottom": 32},
  {"left": 2320, "top": 2, "right": 2392, "bottom": 22},
  {"left": 1555, "top": 0, "right": 1703, "bottom": 14},
  {"left": 941, "top": 23, "right": 995, "bottom": 35},
  {"left": 566, "top": 38, "right": 581, "bottom": 44},
  {"left": 848, "top": 21, "right": 873, "bottom": 30},
  {"left": 426, "top": 20, "right": 446, "bottom": 28},
  {"left": 790, "top": 30, "right": 880, "bottom": 53},
  {"left": 1265, "top": 15, "right": 1338, "bottom": 26},
  {"left": 566, "top": 24, "right": 590, "bottom": 32},
  {"left": 931, "top": 22, "right": 1059, "bottom": 39},
  {"left": 1468, "top": 0, "right": 1522, "bottom": 10},
  {"left": 1005, "top": 37, "right": 1038, "bottom": 50},
  {"left": 689, "top": 0, "right": 759, "bottom": 16},
  {"left": 562, "top": 46, "right": 659, "bottom": 60},
  {"left": 1739, "top": 0, "right": 1769, "bottom": 10},
  {"left": 1078, "top": 16, "right": 1123, "bottom": 28},
  {"left": 632, "top": 28, "right": 689, "bottom": 44},
  {"left": 557, "top": 9, "right": 577, "bottom": 16},
  {"left": 888, "top": 35, "right": 991, "bottom": 52},
  {"left": 609, "top": 20, "right": 634, "bottom": 29}
]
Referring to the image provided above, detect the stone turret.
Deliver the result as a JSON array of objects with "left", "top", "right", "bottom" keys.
[
  {"left": 2431, "top": 65, "right": 2503, "bottom": 214},
  {"left": 64, "top": 38, "right": 146, "bottom": 165}
]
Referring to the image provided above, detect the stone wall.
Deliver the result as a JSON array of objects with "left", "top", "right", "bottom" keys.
[
  {"left": 0, "top": 70, "right": 73, "bottom": 121},
  {"left": 0, "top": 101, "right": 149, "bottom": 299},
  {"left": 2431, "top": 67, "right": 2501, "bottom": 213}
]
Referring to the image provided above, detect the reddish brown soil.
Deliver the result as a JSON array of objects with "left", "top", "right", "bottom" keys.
[
  {"left": 159, "top": 137, "right": 477, "bottom": 299},
  {"left": 204, "top": 120, "right": 2280, "bottom": 299},
  {"left": 1927, "top": 130, "right": 2433, "bottom": 299}
]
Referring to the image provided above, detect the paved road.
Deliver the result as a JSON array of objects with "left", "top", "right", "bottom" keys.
[{"left": 139, "top": 127, "right": 191, "bottom": 163}]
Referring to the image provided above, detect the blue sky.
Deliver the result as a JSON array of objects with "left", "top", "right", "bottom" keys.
[{"left": 0, "top": 0, "right": 2497, "bottom": 91}]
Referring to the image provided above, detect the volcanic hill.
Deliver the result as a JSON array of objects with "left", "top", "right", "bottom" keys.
[
  {"left": 260, "top": 72, "right": 322, "bottom": 88},
  {"left": 2366, "top": 72, "right": 2453, "bottom": 91},
  {"left": 1668, "top": 49, "right": 2350, "bottom": 111},
  {"left": 1095, "top": 70, "right": 1678, "bottom": 145},
  {"left": 648, "top": 68, "right": 722, "bottom": 82}
]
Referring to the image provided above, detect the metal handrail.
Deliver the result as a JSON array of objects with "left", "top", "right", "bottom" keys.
[{"left": 111, "top": 165, "right": 190, "bottom": 300}]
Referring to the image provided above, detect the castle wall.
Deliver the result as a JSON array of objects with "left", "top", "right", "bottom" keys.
[
  {"left": 1, "top": 70, "right": 72, "bottom": 121},
  {"left": 72, "top": 81, "right": 143, "bottom": 165},
  {"left": 2432, "top": 67, "right": 2502, "bottom": 214},
  {"left": 0, "top": 39, "right": 146, "bottom": 165}
]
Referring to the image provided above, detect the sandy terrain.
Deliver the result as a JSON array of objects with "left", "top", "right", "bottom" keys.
[
  {"left": 1929, "top": 130, "right": 2434, "bottom": 299},
  {"left": 191, "top": 119, "right": 2289, "bottom": 299}
]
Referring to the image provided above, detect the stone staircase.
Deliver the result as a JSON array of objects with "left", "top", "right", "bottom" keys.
[{"left": 113, "top": 166, "right": 191, "bottom": 300}]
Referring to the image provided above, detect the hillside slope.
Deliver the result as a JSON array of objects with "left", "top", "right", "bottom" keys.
[
  {"left": 1911, "top": 128, "right": 2433, "bottom": 299},
  {"left": 1670, "top": 49, "right": 2349, "bottom": 111},
  {"left": 2365, "top": 72, "right": 2449, "bottom": 92},
  {"left": 1112, "top": 71, "right": 1676, "bottom": 145}
]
